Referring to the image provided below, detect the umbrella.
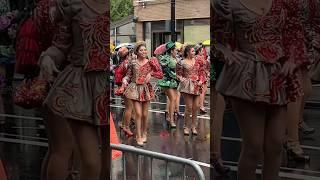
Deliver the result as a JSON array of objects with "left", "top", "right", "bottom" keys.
[
  {"left": 203, "top": 40, "right": 210, "bottom": 46},
  {"left": 175, "top": 42, "right": 182, "bottom": 49},
  {"left": 115, "top": 43, "right": 134, "bottom": 51},
  {"left": 154, "top": 44, "right": 166, "bottom": 55}
]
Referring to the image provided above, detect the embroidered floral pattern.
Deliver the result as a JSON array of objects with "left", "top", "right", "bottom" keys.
[
  {"left": 177, "top": 59, "right": 206, "bottom": 95},
  {"left": 80, "top": 12, "right": 109, "bottom": 72},
  {"left": 123, "top": 57, "right": 163, "bottom": 101}
]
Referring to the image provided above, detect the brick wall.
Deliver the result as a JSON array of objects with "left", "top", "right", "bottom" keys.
[{"left": 133, "top": 0, "right": 210, "bottom": 22}]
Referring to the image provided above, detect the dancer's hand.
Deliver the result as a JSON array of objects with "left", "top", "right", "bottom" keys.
[
  {"left": 145, "top": 73, "right": 152, "bottom": 83},
  {"left": 281, "top": 61, "right": 297, "bottom": 76},
  {"left": 39, "top": 55, "right": 60, "bottom": 82},
  {"left": 122, "top": 79, "right": 128, "bottom": 86}
]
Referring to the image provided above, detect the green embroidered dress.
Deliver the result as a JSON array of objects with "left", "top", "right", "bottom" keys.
[{"left": 157, "top": 54, "right": 178, "bottom": 89}]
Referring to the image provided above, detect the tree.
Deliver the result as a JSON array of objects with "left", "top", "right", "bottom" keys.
[{"left": 111, "top": 0, "right": 133, "bottom": 22}]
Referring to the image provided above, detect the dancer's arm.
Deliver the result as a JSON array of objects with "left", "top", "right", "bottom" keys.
[
  {"left": 149, "top": 57, "right": 164, "bottom": 79},
  {"left": 176, "top": 60, "right": 185, "bottom": 82},
  {"left": 212, "top": 0, "right": 236, "bottom": 64}
]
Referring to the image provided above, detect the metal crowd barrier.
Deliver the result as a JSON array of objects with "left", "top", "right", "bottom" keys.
[{"left": 110, "top": 144, "right": 205, "bottom": 180}]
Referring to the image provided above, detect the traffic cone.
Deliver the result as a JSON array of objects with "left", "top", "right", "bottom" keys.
[
  {"left": 0, "top": 159, "right": 7, "bottom": 180},
  {"left": 110, "top": 114, "right": 122, "bottom": 160}
]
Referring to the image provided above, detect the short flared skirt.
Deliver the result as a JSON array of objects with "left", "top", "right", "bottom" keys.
[
  {"left": 44, "top": 65, "right": 108, "bottom": 126},
  {"left": 124, "top": 82, "right": 155, "bottom": 102},
  {"left": 215, "top": 60, "right": 302, "bottom": 105},
  {"left": 158, "top": 78, "right": 178, "bottom": 89},
  {"left": 178, "top": 79, "right": 202, "bottom": 96}
]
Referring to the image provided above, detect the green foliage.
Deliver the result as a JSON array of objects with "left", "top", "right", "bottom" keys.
[{"left": 111, "top": 0, "right": 134, "bottom": 22}]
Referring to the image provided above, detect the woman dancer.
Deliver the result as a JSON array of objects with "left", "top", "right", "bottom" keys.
[
  {"left": 213, "top": 0, "right": 309, "bottom": 179},
  {"left": 177, "top": 45, "right": 206, "bottom": 136},
  {"left": 158, "top": 41, "right": 179, "bottom": 128},
  {"left": 195, "top": 43, "right": 209, "bottom": 114},
  {"left": 115, "top": 47, "right": 134, "bottom": 136},
  {"left": 286, "top": 0, "right": 318, "bottom": 162},
  {"left": 123, "top": 41, "right": 163, "bottom": 146},
  {"left": 39, "top": 0, "right": 108, "bottom": 179}
]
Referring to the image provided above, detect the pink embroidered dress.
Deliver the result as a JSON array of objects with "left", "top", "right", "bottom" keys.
[
  {"left": 123, "top": 57, "right": 163, "bottom": 102},
  {"left": 176, "top": 58, "right": 207, "bottom": 95},
  {"left": 213, "top": 0, "right": 309, "bottom": 105},
  {"left": 40, "top": 0, "right": 108, "bottom": 125}
]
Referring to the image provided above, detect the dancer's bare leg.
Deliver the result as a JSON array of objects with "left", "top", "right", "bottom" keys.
[
  {"left": 133, "top": 101, "right": 143, "bottom": 141},
  {"left": 231, "top": 98, "right": 266, "bottom": 180},
  {"left": 191, "top": 95, "right": 200, "bottom": 133},
  {"left": 182, "top": 93, "right": 193, "bottom": 134},
  {"left": 263, "top": 105, "right": 286, "bottom": 180},
  {"left": 141, "top": 101, "right": 150, "bottom": 139},
  {"left": 212, "top": 92, "right": 226, "bottom": 159},
  {"left": 164, "top": 88, "right": 177, "bottom": 123},
  {"left": 68, "top": 120, "right": 101, "bottom": 180},
  {"left": 45, "top": 110, "right": 74, "bottom": 180},
  {"left": 175, "top": 91, "right": 181, "bottom": 113}
]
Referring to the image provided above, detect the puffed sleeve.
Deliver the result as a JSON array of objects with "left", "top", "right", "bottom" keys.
[
  {"left": 196, "top": 56, "right": 207, "bottom": 84},
  {"left": 160, "top": 55, "right": 177, "bottom": 79},
  {"left": 149, "top": 57, "right": 164, "bottom": 79},
  {"left": 282, "top": 0, "right": 309, "bottom": 66},
  {"left": 38, "top": 0, "right": 74, "bottom": 69},
  {"left": 176, "top": 60, "right": 184, "bottom": 81},
  {"left": 123, "top": 61, "right": 133, "bottom": 84},
  {"left": 212, "top": 0, "right": 235, "bottom": 56}
]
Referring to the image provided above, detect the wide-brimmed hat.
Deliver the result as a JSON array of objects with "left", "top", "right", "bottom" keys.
[{"left": 165, "top": 41, "right": 175, "bottom": 51}]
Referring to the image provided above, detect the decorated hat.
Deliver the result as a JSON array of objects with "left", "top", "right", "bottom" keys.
[{"left": 165, "top": 41, "right": 175, "bottom": 51}]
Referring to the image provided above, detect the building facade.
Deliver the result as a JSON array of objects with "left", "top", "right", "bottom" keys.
[
  {"left": 110, "top": 15, "right": 136, "bottom": 46},
  {"left": 133, "top": 0, "right": 210, "bottom": 56}
]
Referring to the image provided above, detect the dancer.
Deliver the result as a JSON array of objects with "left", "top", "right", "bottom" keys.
[
  {"left": 122, "top": 41, "right": 163, "bottom": 146},
  {"left": 115, "top": 46, "right": 134, "bottom": 136},
  {"left": 176, "top": 45, "right": 206, "bottom": 136},
  {"left": 158, "top": 41, "right": 179, "bottom": 128},
  {"left": 286, "top": 0, "right": 318, "bottom": 162},
  {"left": 195, "top": 43, "right": 209, "bottom": 114},
  {"left": 39, "top": 0, "right": 108, "bottom": 179},
  {"left": 213, "top": 0, "right": 308, "bottom": 179}
]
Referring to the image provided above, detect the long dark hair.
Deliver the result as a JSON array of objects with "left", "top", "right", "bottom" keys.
[{"left": 183, "top": 45, "right": 194, "bottom": 58}]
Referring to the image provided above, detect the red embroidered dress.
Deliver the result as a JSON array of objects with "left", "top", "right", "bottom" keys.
[
  {"left": 41, "top": 0, "right": 108, "bottom": 125},
  {"left": 176, "top": 58, "right": 207, "bottom": 95},
  {"left": 213, "top": 0, "right": 309, "bottom": 105},
  {"left": 123, "top": 57, "right": 163, "bottom": 102},
  {"left": 114, "top": 59, "right": 129, "bottom": 95}
]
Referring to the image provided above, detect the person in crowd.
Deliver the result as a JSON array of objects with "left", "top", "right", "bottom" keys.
[
  {"left": 114, "top": 47, "right": 134, "bottom": 136},
  {"left": 158, "top": 41, "right": 179, "bottom": 128},
  {"left": 176, "top": 45, "right": 206, "bottom": 136},
  {"left": 122, "top": 41, "right": 163, "bottom": 146},
  {"left": 39, "top": 0, "right": 108, "bottom": 179},
  {"left": 195, "top": 43, "right": 210, "bottom": 114},
  {"left": 213, "top": 0, "right": 309, "bottom": 179}
]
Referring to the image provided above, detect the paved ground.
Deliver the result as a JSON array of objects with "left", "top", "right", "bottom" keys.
[{"left": 0, "top": 81, "right": 319, "bottom": 179}]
